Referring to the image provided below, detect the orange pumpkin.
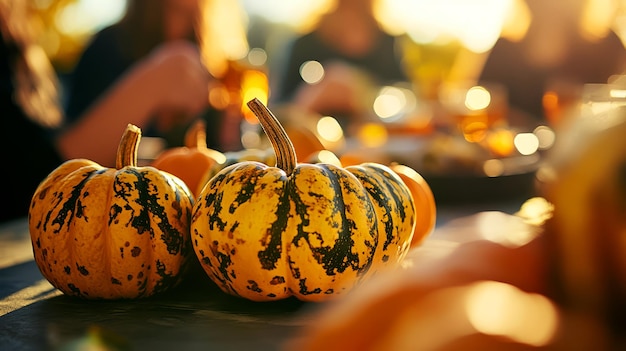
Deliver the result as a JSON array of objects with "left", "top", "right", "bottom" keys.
[
  {"left": 151, "top": 120, "right": 226, "bottom": 197},
  {"left": 283, "top": 122, "right": 326, "bottom": 161}
]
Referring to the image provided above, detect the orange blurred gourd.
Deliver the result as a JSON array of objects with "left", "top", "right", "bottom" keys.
[
  {"left": 151, "top": 120, "right": 226, "bottom": 198},
  {"left": 29, "top": 124, "right": 194, "bottom": 299}
]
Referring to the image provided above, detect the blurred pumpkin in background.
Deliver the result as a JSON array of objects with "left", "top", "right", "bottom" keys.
[
  {"left": 284, "top": 107, "right": 626, "bottom": 350},
  {"left": 151, "top": 120, "right": 226, "bottom": 198}
]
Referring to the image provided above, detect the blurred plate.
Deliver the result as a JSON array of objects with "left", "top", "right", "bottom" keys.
[{"left": 338, "top": 133, "right": 542, "bottom": 204}]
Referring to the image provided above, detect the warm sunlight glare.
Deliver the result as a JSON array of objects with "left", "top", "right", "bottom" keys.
[
  {"left": 55, "top": 0, "right": 126, "bottom": 35},
  {"left": 465, "top": 281, "right": 559, "bottom": 347},
  {"left": 241, "top": 70, "right": 269, "bottom": 123},
  {"left": 475, "top": 211, "right": 539, "bottom": 246},
  {"left": 382, "top": 0, "right": 513, "bottom": 52}
]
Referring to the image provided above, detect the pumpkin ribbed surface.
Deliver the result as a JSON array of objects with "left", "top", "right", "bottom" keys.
[
  {"left": 29, "top": 125, "right": 194, "bottom": 299},
  {"left": 190, "top": 99, "right": 416, "bottom": 301}
]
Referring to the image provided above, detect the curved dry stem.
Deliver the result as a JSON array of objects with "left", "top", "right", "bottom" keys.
[
  {"left": 116, "top": 124, "right": 141, "bottom": 169},
  {"left": 185, "top": 119, "right": 208, "bottom": 149},
  {"left": 246, "top": 98, "right": 297, "bottom": 175}
]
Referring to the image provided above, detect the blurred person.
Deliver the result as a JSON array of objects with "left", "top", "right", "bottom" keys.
[
  {"left": 0, "top": 0, "right": 245, "bottom": 222},
  {"left": 478, "top": 0, "right": 626, "bottom": 126},
  {"left": 273, "top": 0, "right": 407, "bottom": 121},
  {"left": 0, "top": 0, "right": 65, "bottom": 223},
  {"left": 63, "top": 0, "right": 249, "bottom": 163}
]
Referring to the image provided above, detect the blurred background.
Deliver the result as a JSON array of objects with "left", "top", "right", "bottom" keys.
[
  {"left": 28, "top": 0, "right": 626, "bottom": 100},
  {"left": 14, "top": 0, "right": 626, "bottom": 205}
]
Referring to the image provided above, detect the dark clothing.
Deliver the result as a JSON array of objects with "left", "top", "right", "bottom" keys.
[
  {"left": 0, "top": 37, "right": 64, "bottom": 223},
  {"left": 479, "top": 32, "right": 626, "bottom": 121},
  {"left": 65, "top": 25, "right": 132, "bottom": 124},
  {"left": 276, "top": 30, "right": 407, "bottom": 103},
  {"left": 65, "top": 25, "right": 223, "bottom": 150}
]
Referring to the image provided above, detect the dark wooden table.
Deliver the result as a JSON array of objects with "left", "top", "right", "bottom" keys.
[{"left": 0, "top": 198, "right": 525, "bottom": 351}]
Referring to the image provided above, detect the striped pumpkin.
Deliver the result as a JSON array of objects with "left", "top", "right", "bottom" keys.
[
  {"left": 195, "top": 147, "right": 276, "bottom": 196},
  {"left": 29, "top": 124, "right": 194, "bottom": 299},
  {"left": 191, "top": 99, "right": 416, "bottom": 302}
]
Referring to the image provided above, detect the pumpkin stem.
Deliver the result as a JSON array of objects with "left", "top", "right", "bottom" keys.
[
  {"left": 185, "top": 119, "right": 208, "bottom": 150},
  {"left": 116, "top": 124, "right": 142, "bottom": 169},
  {"left": 247, "top": 98, "right": 297, "bottom": 175}
]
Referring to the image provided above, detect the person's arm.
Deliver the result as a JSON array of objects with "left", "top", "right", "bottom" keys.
[{"left": 57, "top": 41, "right": 210, "bottom": 167}]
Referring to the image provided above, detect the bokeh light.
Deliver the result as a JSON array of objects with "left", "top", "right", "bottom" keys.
[
  {"left": 316, "top": 116, "right": 343, "bottom": 143},
  {"left": 465, "top": 86, "right": 491, "bottom": 111},
  {"left": 300, "top": 61, "right": 325, "bottom": 85},
  {"left": 357, "top": 123, "right": 388, "bottom": 148},
  {"left": 514, "top": 132, "right": 540, "bottom": 155},
  {"left": 374, "top": 86, "right": 406, "bottom": 119}
]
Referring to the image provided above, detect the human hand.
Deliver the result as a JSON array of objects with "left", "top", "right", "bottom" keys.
[
  {"left": 294, "top": 62, "right": 375, "bottom": 118},
  {"left": 142, "top": 41, "right": 211, "bottom": 125}
]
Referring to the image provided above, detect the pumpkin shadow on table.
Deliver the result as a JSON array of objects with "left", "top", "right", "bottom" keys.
[{"left": 1, "top": 266, "right": 311, "bottom": 351}]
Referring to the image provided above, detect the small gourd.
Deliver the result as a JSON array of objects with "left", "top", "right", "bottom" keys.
[
  {"left": 29, "top": 124, "right": 194, "bottom": 299},
  {"left": 151, "top": 120, "right": 226, "bottom": 198},
  {"left": 191, "top": 99, "right": 417, "bottom": 302}
]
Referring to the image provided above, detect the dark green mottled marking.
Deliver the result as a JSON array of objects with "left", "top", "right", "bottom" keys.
[
  {"left": 291, "top": 165, "right": 375, "bottom": 277},
  {"left": 247, "top": 280, "right": 263, "bottom": 293},
  {"left": 227, "top": 166, "right": 263, "bottom": 214},
  {"left": 76, "top": 264, "right": 89, "bottom": 276},
  {"left": 258, "top": 187, "right": 289, "bottom": 270},
  {"left": 151, "top": 260, "right": 177, "bottom": 296},
  {"left": 350, "top": 165, "right": 405, "bottom": 250},
  {"left": 270, "top": 276, "right": 285, "bottom": 285},
  {"left": 109, "top": 204, "right": 123, "bottom": 225},
  {"left": 131, "top": 246, "right": 141, "bottom": 257},
  {"left": 44, "top": 169, "right": 105, "bottom": 233},
  {"left": 112, "top": 169, "right": 185, "bottom": 255},
  {"left": 67, "top": 283, "right": 83, "bottom": 296},
  {"left": 202, "top": 172, "right": 228, "bottom": 231},
  {"left": 298, "top": 278, "right": 321, "bottom": 296}
]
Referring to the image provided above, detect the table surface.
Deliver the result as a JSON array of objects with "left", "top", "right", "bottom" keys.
[{"left": 0, "top": 200, "right": 525, "bottom": 351}]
